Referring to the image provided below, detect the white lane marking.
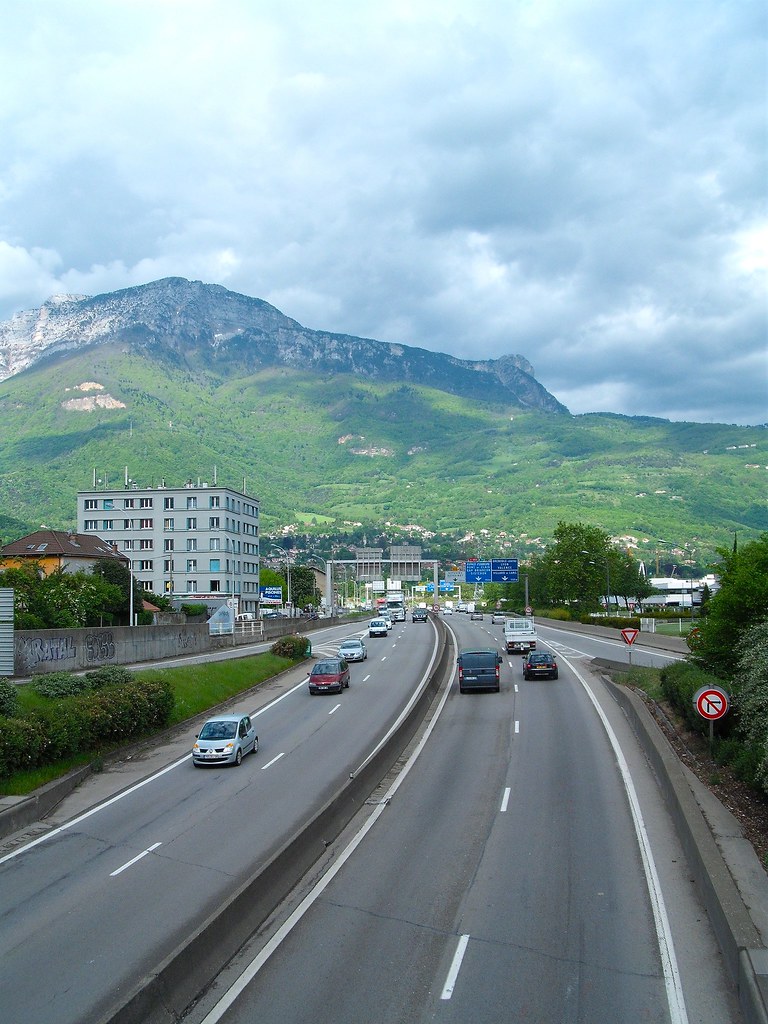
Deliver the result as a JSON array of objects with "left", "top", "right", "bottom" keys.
[
  {"left": 500, "top": 787, "right": 511, "bottom": 813},
  {"left": 110, "top": 842, "right": 162, "bottom": 877},
  {"left": 381, "top": 656, "right": 387, "bottom": 662},
  {"left": 441, "top": 934, "right": 470, "bottom": 1000},
  {"left": 328, "top": 704, "right": 341, "bottom": 716},
  {"left": 260, "top": 753, "right": 285, "bottom": 770},
  {"left": 514, "top": 684, "right": 519, "bottom": 693},
  {"left": 557, "top": 650, "right": 689, "bottom": 1024},
  {"left": 514, "top": 721, "right": 520, "bottom": 734},
  {"left": 362, "top": 674, "right": 371, "bottom": 682},
  {"left": 199, "top": 627, "right": 453, "bottom": 1024}
]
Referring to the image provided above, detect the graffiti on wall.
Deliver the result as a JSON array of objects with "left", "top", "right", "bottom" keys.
[
  {"left": 177, "top": 631, "right": 199, "bottom": 651},
  {"left": 18, "top": 635, "right": 77, "bottom": 669},
  {"left": 85, "top": 632, "right": 116, "bottom": 664}
]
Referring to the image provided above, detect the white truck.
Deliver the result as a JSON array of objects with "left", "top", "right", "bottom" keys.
[{"left": 503, "top": 617, "right": 538, "bottom": 655}]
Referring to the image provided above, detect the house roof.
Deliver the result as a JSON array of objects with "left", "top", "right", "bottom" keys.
[{"left": 1, "top": 529, "right": 129, "bottom": 563}]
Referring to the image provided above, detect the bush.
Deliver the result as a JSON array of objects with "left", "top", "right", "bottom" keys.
[
  {"left": 181, "top": 603, "right": 207, "bottom": 618},
  {"left": 83, "top": 666, "right": 135, "bottom": 690},
  {"left": 659, "top": 661, "right": 726, "bottom": 734},
  {"left": 0, "top": 680, "right": 20, "bottom": 717},
  {"left": 0, "top": 676, "right": 175, "bottom": 778},
  {"left": 32, "top": 671, "right": 91, "bottom": 699},
  {"left": 271, "top": 634, "right": 311, "bottom": 660}
]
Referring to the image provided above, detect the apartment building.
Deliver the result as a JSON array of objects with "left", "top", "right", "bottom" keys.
[{"left": 77, "top": 479, "right": 260, "bottom": 614}]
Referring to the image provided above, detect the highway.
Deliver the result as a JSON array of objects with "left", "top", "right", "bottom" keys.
[
  {"left": 0, "top": 618, "right": 440, "bottom": 1024},
  {"left": 187, "top": 613, "right": 741, "bottom": 1024}
]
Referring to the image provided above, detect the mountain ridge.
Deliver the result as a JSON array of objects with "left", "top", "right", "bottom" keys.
[{"left": 0, "top": 277, "right": 568, "bottom": 414}]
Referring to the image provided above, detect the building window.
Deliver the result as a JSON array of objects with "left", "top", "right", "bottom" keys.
[
  {"left": 139, "top": 518, "right": 153, "bottom": 529},
  {"left": 209, "top": 558, "right": 221, "bottom": 571},
  {"left": 123, "top": 540, "right": 133, "bottom": 551},
  {"left": 164, "top": 497, "right": 175, "bottom": 510},
  {"left": 102, "top": 519, "right": 114, "bottom": 530},
  {"left": 140, "top": 497, "right": 153, "bottom": 509},
  {"left": 209, "top": 516, "right": 220, "bottom": 529},
  {"left": 139, "top": 539, "right": 153, "bottom": 550},
  {"left": 123, "top": 498, "right": 135, "bottom": 509},
  {"left": 164, "top": 518, "right": 174, "bottom": 531},
  {"left": 210, "top": 537, "right": 220, "bottom": 551},
  {"left": 164, "top": 539, "right": 175, "bottom": 552},
  {"left": 186, "top": 517, "right": 197, "bottom": 530},
  {"left": 186, "top": 496, "right": 198, "bottom": 509},
  {"left": 84, "top": 499, "right": 98, "bottom": 510},
  {"left": 187, "top": 539, "right": 197, "bottom": 552},
  {"left": 186, "top": 559, "right": 197, "bottom": 572},
  {"left": 187, "top": 580, "right": 198, "bottom": 593},
  {"left": 164, "top": 559, "right": 174, "bottom": 572},
  {"left": 103, "top": 499, "right": 114, "bottom": 510},
  {"left": 210, "top": 579, "right": 221, "bottom": 592},
  {"left": 84, "top": 519, "right": 98, "bottom": 530},
  {"left": 139, "top": 560, "right": 153, "bottom": 571}
]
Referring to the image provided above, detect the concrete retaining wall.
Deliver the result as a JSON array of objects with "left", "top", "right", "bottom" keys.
[{"left": 11, "top": 616, "right": 339, "bottom": 677}]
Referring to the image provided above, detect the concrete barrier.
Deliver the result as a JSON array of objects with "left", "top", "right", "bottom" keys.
[
  {"left": 95, "top": 617, "right": 454, "bottom": 1024},
  {"left": 606, "top": 679, "right": 768, "bottom": 1024}
]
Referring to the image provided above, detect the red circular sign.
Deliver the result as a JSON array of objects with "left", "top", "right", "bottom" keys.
[{"left": 694, "top": 686, "right": 729, "bottom": 721}]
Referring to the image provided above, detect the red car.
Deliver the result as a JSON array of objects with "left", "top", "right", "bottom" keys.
[{"left": 308, "top": 657, "right": 351, "bottom": 695}]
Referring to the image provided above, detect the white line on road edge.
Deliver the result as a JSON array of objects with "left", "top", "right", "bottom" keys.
[
  {"left": 500, "top": 787, "right": 511, "bottom": 813},
  {"left": 198, "top": 630, "right": 456, "bottom": 1024},
  {"left": 328, "top": 704, "right": 341, "bottom": 715},
  {"left": 441, "top": 934, "right": 470, "bottom": 999},
  {"left": 260, "top": 753, "right": 285, "bottom": 770},
  {"left": 110, "top": 842, "right": 162, "bottom": 877},
  {"left": 558, "top": 651, "right": 689, "bottom": 1024}
]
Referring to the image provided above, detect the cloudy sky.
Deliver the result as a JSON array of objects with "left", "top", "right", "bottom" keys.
[{"left": 1, "top": 0, "right": 765, "bottom": 424}]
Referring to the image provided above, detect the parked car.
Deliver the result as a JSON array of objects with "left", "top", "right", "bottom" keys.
[
  {"left": 491, "top": 611, "right": 506, "bottom": 624},
  {"left": 338, "top": 637, "right": 367, "bottom": 661},
  {"left": 522, "top": 650, "right": 558, "bottom": 680},
  {"left": 192, "top": 714, "right": 258, "bottom": 767},
  {"left": 411, "top": 607, "right": 428, "bottom": 622},
  {"left": 470, "top": 609, "right": 484, "bottom": 620},
  {"left": 369, "top": 617, "right": 389, "bottom": 637},
  {"left": 308, "top": 657, "right": 351, "bottom": 694}
]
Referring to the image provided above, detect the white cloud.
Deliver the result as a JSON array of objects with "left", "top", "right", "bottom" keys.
[{"left": 0, "top": 0, "right": 764, "bottom": 424}]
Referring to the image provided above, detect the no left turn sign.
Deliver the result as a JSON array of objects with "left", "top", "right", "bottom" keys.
[{"left": 693, "top": 685, "right": 730, "bottom": 721}]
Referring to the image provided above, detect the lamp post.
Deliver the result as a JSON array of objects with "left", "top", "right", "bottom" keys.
[{"left": 269, "top": 547, "right": 292, "bottom": 616}]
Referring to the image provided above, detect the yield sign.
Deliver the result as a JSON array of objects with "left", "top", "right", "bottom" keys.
[
  {"left": 694, "top": 686, "right": 730, "bottom": 721},
  {"left": 621, "top": 628, "right": 639, "bottom": 645}
]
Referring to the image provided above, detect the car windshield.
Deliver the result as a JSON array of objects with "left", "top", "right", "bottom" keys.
[
  {"left": 530, "top": 654, "right": 551, "bottom": 663},
  {"left": 199, "top": 721, "right": 237, "bottom": 740},
  {"left": 312, "top": 661, "right": 340, "bottom": 674},
  {"left": 341, "top": 640, "right": 360, "bottom": 647}
]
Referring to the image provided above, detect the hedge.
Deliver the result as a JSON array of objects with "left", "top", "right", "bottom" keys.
[{"left": 0, "top": 675, "right": 175, "bottom": 777}]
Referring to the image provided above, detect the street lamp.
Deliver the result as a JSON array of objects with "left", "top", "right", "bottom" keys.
[{"left": 269, "top": 547, "right": 292, "bottom": 616}]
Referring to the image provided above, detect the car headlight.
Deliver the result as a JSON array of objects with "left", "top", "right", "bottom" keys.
[
  {"left": 223, "top": 742, "right": 235, "bottom": 752},
  {"left": 193, "top": 742, "right": 200, "bottom": 752}
]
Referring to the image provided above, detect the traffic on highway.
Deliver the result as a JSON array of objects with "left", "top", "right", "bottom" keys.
[{"left": 0, "top": 612, "right": 742, "bottom": 1024}]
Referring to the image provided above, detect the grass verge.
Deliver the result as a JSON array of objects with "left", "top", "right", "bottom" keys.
[{"left": 1, "top": 652, "right": 300, "bottom": 797}]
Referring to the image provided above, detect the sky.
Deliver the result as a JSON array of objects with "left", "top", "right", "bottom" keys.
[{"left": 0, "top": 0, "right": 765, "bottom": 425}]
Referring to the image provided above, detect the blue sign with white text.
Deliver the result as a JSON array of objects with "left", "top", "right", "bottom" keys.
[
  {"left": 491, "top": 558, "right": 519, "bottom": 582},
  {"left": 465, "top": 561, "right": 492, "bottom": 583}
]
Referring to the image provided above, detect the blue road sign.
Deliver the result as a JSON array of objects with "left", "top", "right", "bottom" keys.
[
  {"left": 491, "top": 558, "right": 519, "bottom": 583},
  {"left": 465, "top": 560, "right": 492, "bottom": 583}
]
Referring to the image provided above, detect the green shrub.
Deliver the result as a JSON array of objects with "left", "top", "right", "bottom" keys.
[
  {"left": 32, "top": 672, "right": 90, "bottom": 699},
  {"left": 181, "top": 603, "right": 207, "bottom": 618},
  {"left": 271, "top": 634, "right": 311, "bottom": 660},
  {"left": 83, "top": 666, "right": 135, "bottom": 690},
  {"left": 659, "top": 661, "right": 725, "bottom": 733},
  {"left": 0, "top": 681, "right": 20, "bottom": 717}
]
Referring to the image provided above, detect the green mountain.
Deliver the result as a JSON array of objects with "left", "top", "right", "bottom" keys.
[{"left": 0, "top": 340, "right": 764, "bottom": 568}]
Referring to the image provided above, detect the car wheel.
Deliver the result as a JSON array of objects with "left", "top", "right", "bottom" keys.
[
  {"left": 234, "top": 748, "right": 243, "bottom": 766},
  {"left": 553, "top": 670, "right": 559, "bottom": 679}
]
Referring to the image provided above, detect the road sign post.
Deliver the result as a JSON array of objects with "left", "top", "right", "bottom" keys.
[
  {"left": 621, "top": 626, "right": 639, "bottom": 664},
  {"left": 693, "top": 684, "right": 730, "bottom": 749}
]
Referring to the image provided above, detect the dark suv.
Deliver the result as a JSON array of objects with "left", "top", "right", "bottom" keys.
[
  {"left": 412, "top": 607, "right": 428, "bottom": 622},
  {"left": 456, "top": 648, "right": 502, "bottom": 693}
]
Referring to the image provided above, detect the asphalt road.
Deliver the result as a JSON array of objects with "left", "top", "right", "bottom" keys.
[
  {"left": 0, "top": 618, "right": 440, "bottom": 1024},
  {"left": 187, "top": 614, "right": 741, "bottom": 1024}
]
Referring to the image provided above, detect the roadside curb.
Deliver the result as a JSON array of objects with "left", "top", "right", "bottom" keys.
[{"left": 605, "top": 676, "right": 768, "bottom": 1024}]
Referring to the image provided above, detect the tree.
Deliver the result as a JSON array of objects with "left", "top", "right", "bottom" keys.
[
  {"left": 690, "top": 533, "right": 768, "bottom": 676},
  {"left": 289, "top": 565, "right": 321, "bottom": 609}
]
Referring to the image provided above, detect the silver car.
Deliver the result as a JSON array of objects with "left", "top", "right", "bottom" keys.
[
  {"left": 338, "top": 637, "right": 368, "bottom": 661},
  {"left": 192, "top": 714, "right": 259, "bottom": 767}
]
